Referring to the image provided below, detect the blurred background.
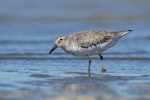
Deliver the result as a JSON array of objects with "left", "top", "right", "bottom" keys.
[
  {"left": 0, "top": 0, "right": 150, "bottom": 55},
  {"left": 0, "top": 0, "right": 150, "bottom": 99}
]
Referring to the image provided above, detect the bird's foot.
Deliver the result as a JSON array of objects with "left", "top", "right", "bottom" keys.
[
  {"left": 102, "top": 68, "right": 106, "bottom": 72},
  {"left": 88, "top": 69, "right": 91, "bottom": 77}
]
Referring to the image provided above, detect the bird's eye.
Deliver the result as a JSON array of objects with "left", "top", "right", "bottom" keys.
[{"left": 60, "top": 39, "right": 62, "bottom": 41}]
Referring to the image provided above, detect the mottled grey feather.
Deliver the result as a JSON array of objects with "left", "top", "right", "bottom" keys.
[{"left": 68, "top": 30, "right": 114, "bottom": 48}]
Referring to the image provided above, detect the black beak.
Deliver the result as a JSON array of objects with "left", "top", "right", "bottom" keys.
[{"left": 49, "top": 45, "right": 57, "bottom": 54}]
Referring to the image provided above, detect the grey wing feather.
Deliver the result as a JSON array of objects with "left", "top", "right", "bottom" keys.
[{"left": 69, "top": 30, "right": 113, "bottom": 48}]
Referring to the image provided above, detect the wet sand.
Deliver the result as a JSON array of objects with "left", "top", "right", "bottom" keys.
[{"left": 0, "top": 73, "right": 150, "bottom": 100}]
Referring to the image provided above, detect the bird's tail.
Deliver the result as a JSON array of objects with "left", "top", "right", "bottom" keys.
[{"left": 113, "top": 30, "right": 133, "bottom": 37}]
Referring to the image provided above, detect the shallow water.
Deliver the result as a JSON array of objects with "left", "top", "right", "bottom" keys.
[{"left": 0, "top": 0, "right": 150, "bottom": 100}]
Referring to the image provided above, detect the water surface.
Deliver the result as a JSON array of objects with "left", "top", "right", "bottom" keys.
[{"left": 0, "top": 0, "right": 150, "bottom": 100}]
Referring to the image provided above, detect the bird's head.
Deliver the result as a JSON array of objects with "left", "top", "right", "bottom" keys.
[{"left": 49, "top": 36, "right": 66, "bottom": 54}]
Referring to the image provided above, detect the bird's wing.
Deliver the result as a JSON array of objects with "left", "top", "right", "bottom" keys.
[{"left": 69, "top": 30, "right": 113, "bottom": 48}]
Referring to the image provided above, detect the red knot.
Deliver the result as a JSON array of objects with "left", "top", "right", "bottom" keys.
[{"left": 49, "top": 30, "right": 133, "bottom": 73}]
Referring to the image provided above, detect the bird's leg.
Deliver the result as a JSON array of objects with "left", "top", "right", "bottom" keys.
[
  {"left": 88, "top": 57, "right": 92, "bottom": 71},
  {"left": 98, "top": 54, "right": 106, "bottom": 72},
  {"left": 88, "top": 57, "right": 92, "bottom": 77}
]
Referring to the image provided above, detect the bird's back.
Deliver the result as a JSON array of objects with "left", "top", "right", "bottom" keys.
[{"left": 68, "top": 30, "right": 114, "bottom": 48}]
